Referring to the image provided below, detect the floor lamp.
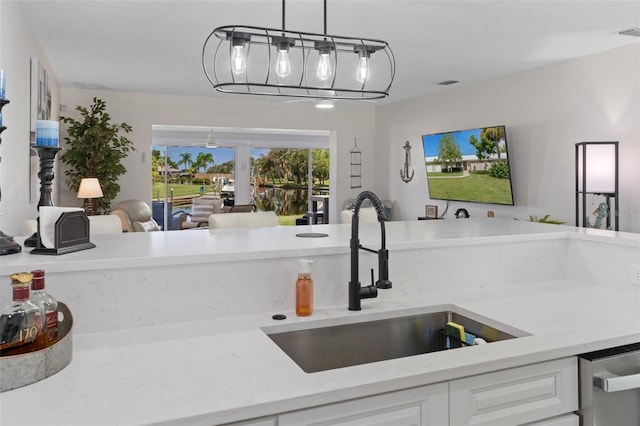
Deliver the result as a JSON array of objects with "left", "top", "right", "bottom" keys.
[{"left": 575, "top": 141, "right": 619, "bottom": 231}]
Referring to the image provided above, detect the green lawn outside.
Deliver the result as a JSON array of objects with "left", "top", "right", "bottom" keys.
[
  {"left": 152, "top": 183, "right": 214, "bottom": 199},
  {"left": 278, "top": 215, "right": 299, "bottom": 226},
  {"left": 427, "top": 172, "right": 513, "bottom": 204}
]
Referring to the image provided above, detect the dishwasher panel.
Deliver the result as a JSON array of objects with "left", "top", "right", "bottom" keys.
[{"left": 578, "top": 343, "right": 640, "bottom": 426}]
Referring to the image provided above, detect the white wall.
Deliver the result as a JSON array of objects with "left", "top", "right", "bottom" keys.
[
  {"left": 0, "top": 1, "right": 60, "bottom": 237},
  {"left": 2, "top": 1, "right": 638, "bottom": 236},
  {"left": 58, "top": 89, "right": 376, "bottom": 225},
  {"left": 376, "top": 44, "right": 640, "bottom": 233}
]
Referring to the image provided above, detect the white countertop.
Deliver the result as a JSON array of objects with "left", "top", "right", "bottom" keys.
[
  {"left": 1, "top": 219, "right": 639, "bottom": 425},
  {"left": 2, "top": 218, "right": 636, "bottom": 275},
  {"left": 1, "top": 282, "right": 638, "bottom": 426}
]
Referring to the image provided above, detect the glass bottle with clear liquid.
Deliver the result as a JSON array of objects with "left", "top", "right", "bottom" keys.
[
  {"left": 0, "top": 272, "right": 45, "bottom": 351},
  {"left": 30, "top": 269, "right": 58, "bottom": 344}
]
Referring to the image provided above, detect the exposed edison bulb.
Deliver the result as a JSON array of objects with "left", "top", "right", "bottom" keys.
[
  {"left": 275, "top": 49, "right": 291, "bottom": 78},
  {"left": 231, "top": 45, "right": 247, "bottom": 75},
  {"left": 356, "top": 56, "right": 370, "bottom": 83},
  {"left": 316, "top": 53, "right": 332, "bottom": 81}
]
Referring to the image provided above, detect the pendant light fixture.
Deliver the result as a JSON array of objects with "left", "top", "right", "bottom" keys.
[{"left": 202, "top": 0, "right": 395, "bottom": 101}]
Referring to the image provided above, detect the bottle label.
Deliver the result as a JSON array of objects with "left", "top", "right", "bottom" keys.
[
  {"left": 19, "top": 325, "right": 39, "bottom": 345},
  {"left": 46, "top": 310, "right": 59, "bottom": 342}
]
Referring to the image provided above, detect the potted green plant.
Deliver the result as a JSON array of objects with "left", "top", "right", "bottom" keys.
[
  {"left": 60, "top": 97, "right": 135, "bottom": 214},
  {"left": 528, "top": 214, "right": 566, "bottom": 225}
]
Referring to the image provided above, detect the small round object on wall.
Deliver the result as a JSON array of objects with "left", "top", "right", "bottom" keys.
[{"left": 455, "top": 208, "right": 470, "bottom": 219}]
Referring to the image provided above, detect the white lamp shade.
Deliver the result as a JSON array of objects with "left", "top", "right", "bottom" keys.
[
  {"left": 577, "top": 143, "right": 617, "bottom": 193},
  {"left": 77, "top": 178, "right": 104, "bottom": 199}
]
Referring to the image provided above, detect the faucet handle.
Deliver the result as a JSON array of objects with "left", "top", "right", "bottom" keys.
[{"left": 376, "top": 279, "right": 392, "bottom": 289}]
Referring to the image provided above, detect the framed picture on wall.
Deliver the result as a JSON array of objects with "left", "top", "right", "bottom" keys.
[
  {"left": 30, "top": 57, "right": 52, "bottom": 134},
  {"left": 29, "top": 57, "right": 52, "bottom": 203},
  {"left": 425, "top": 205, "right": 438, "bottom": 219}
]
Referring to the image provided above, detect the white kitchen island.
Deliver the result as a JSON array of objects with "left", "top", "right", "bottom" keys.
[{"left": 0, "top": 218, "right": 638, "bottom": 425}]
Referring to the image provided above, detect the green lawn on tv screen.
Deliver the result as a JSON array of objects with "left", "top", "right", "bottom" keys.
[{"left": 427, "top": 172, "right": 513, "bottom": 205}]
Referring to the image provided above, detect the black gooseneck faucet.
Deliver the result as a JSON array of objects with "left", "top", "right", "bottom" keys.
[{"left": 349, "top": 191, "right": 392, "bottom": 311}]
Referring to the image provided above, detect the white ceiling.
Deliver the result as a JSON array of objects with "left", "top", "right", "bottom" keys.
[{"left": 19, "top": 0, "right": 640, "bottom": 106}]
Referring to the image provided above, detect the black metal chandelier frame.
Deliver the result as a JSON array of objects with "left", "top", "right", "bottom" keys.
[{"left": 202, "top": 0, "right": 395, "bottom": 101}]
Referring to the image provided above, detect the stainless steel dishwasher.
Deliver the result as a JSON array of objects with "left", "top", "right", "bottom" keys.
[{"left": 578, "top": 342, "right": 640, "bottom": 426}]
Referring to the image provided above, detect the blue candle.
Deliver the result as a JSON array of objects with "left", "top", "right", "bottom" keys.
[
  {"left": 0, "top": 69, "right": 5, "bottom": 99},
  {"left": 0, "top": 111, "right": 3, "bottom": 127},
  {"left": 35, "top": 120, "right": 59, "bottom": 147}
]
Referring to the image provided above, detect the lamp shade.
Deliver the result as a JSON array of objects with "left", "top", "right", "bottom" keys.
[
  {"left": 77, "top": 178, "right": 103, "bottom": 199},
  {"left": 576, "top": 142, "right": 618, "bottom": 193}
]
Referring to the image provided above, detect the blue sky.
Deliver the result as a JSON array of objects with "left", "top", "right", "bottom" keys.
[
  {"left": 422, "top": 129, "right": 482, "bottom": 157},
  {"left": 153, "top": 145, "right": 269, "bottom": 168}
]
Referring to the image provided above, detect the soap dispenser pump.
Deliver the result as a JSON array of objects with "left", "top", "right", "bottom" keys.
[{"left": 296, "top": 259, "right": 314, "bottom": 316}]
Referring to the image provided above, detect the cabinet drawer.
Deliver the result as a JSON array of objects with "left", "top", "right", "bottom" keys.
[
  {"left": 278, "top": 382, "right": 448, "bottom": 426},
  {"left": 450, "top": 357, "right": 578, "bottom": 426}
]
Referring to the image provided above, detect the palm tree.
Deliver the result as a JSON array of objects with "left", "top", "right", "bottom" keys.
[
  {"left": 481, "top": 127, "right": 506, "bottom": 161},
  {"left": 179, "top": 152, "right": 192, "bottom": 173},
  {"left": 195, "top": 152, "right": 215, "bottom": 174}
]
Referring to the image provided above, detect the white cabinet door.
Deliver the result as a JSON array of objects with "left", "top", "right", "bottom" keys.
[
  {"left": 278, "top": 382, "right": 448, "bottom": 426},
  {"left": 449, "top": 357, "right": 578, "bottom": 426},
  {"left": 526, "top": 413, "right": 579, "bottom": 426}
]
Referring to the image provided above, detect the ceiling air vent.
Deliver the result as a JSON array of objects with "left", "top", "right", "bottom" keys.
[
  {"left": 618, "top": 28, "right": 640, "bottom": 37},
  {"left": 438, "top": 80, "right": 459, "bottom": 86}
]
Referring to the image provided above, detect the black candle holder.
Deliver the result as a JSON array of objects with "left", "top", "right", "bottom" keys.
[
  {"left": 0, "top": 98, "right": 22, "bottom": 255},
  {"left": 24, "top": 146, "right": 62, "bottom": 247}
]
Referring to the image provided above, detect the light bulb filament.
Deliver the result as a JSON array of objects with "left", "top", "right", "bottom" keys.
[
  {"left": 275, "top": 49, "right": 291, "bottom": 78},
  {"left": 356, "top": 56, "right": 370, "bottom": 83},
  {"left": 231, "top": 45, "right": 247, "bottom": 75},
  {"left": 317, "top": 53, "right": 332, "bottom": 81}
]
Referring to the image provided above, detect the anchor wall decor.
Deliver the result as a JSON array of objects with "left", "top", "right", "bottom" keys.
[{"left": 400, "top": 140, "right": 414, "bottom": 183}]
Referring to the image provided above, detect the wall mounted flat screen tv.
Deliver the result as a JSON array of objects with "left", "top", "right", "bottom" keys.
[{"left": 422, "top": 125, "right": 514, "bottom": 206}]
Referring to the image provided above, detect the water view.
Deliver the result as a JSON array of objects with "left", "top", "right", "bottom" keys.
[{"left": 152, "top": 145, "right": 330, "bottom": 227}]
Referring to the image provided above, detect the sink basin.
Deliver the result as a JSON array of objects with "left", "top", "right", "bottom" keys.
[{"left": 264, "top": 306, "right": 527, "bottom": 373}]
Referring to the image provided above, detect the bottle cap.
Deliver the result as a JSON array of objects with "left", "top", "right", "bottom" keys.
[
  {"left": 31, "top": 269, "right": 45, "bottom": 290},
  {"left": 10, "top": 272, "right": 33, "bottom": 300},
  {"left": 31, "top": 269, "right": 45, "bottom": 278},
  {"left": 10, "top": 272, "right": 33, "bottom": 286},
  {"left": 299, "top": 259, "right": 314, "bottom": 274}
]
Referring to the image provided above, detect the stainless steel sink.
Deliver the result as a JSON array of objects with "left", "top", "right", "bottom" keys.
[{"left": 264, "top": 307, "right": 526, "bottom": 373}]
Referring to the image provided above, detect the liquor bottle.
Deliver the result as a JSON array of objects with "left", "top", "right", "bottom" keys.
[
  {"left": 30, "top": 269, "right": 58, "bottom": 344},
  {"left": 0, "top": 272, "right": 45, "bottom": 352}
]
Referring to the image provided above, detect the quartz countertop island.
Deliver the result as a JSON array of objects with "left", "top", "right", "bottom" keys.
[{"left": 0, "top": 219, "right": 639, "bottom": 425}]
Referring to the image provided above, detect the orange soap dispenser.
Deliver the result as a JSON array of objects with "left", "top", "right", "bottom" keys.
[{"left": 295, "top": 259, "right": 314, "bottom": 316}]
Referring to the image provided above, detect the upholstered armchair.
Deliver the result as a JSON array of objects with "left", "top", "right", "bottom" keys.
[
  {"left": 222, "top": 203, "right": 256, "bottom": 213},
  {"left": 178, "top": 197, "right": 224, "bottom": 229},
  {"left": 111, "top": 200, "right": 161, "bottom": 232}
]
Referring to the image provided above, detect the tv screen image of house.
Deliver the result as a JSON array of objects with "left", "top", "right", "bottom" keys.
[{"left": 422, "top": 125, "right": 514, "bottom": 206}]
